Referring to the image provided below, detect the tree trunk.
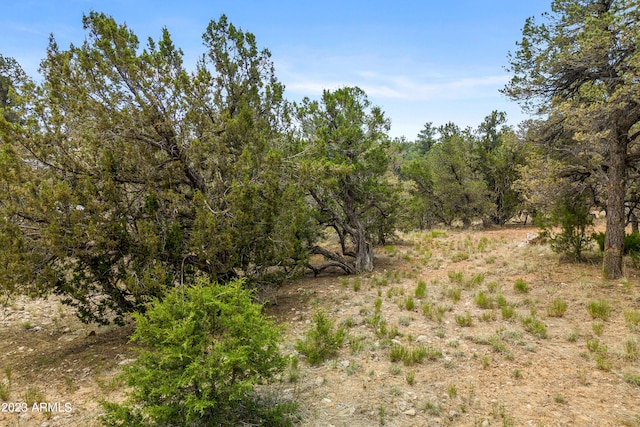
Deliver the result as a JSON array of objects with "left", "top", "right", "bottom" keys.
[
  {"left": 354, "top": 227, "right": 374, "bottom": 273},
  {"left": 603, "top": 138, "right": 626, "bottom": 279}
]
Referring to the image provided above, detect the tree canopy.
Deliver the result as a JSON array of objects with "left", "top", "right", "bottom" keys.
[
  {"left": 0, "top": 13, "right": 312, "bottom": 323},
  {"left": 504, "top": 0, "right": 640, "bottom": 278},
  {"left": 294, "top": 87, "right": 398, "bottom": 274}
]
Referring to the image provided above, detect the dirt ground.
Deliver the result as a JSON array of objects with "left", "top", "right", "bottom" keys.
[{"left": 1, "top": 225, "right": 640, "bottom": 426}]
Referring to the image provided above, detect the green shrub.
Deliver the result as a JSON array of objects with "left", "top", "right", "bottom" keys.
[
  {"left": 593, "top": 231, "right": 640, "bottom": 255},
  {"left": 624, "top": 372, "right": 640, "bottom": 387},
  {"left": 514, "top": 279, "right": 529, "bottom": 294},
  {"left": 455, "top": 313, "right": 473, "bottom": 327},
  {"left": 404, "top": 296, "right": 416, "bottom": 311},
  {"left": 295, "top": 311, "right": 346, "bottom": 365},
  {"left": 101, "top": 278, "right": 294, "bottom": 427},
  {"left": 547, "top": 299, "right": 568, "bottom": 318},
  {"left": 521, "top": 315, "right": 547, "bottom": 339},
  {"left": 537, "top": 196, "right": 594, "bottom": 260},
  {"left": 475, "top": 291, "right": 493, "bottom": 309},
  {"left": 389, "top": 344, "right": 433, "bottom": 366},
  {"left": 501, "top": 305, "right": 516, "bottom": 320},
  {"left": 586, "top": 300, "right": 611, "bottom": 321},
  {"left": 415, "top": 280, "right": 427, "bottom": 298}
]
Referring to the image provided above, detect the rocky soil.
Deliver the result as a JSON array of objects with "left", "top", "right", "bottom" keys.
[{"left": 1, "top": 225, "right": 640, "bottom": 426}]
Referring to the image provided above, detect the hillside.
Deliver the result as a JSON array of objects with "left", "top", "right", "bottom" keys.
[{"left": 1, "top": 225, "right": 640, "bottom": 426}]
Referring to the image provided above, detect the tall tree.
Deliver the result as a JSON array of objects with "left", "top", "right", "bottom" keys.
[
  {"left": 473, "top": 111, "right": 525, "bottom": 225},
  {"left": 0, "top": 13, "right": 312, "bottom": 323},
  {"left": 295, "top": 87, "right": 397, "bottom": 274},
  {"left": 427, "top": 123, "right": 492, "bottom": 227},
  {"left": 504, "top": 0, "right": 640, "bottom": 278},
  {"left": 0, "top": 55, "right": 40, "bottom": 298},
  {"left": 415, "top": 122, "right": 438, "bottom": 155}
]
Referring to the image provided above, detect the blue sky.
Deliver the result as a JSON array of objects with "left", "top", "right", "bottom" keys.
[{"left": 1, "top": 0, "right": 551, "bottom": 139}]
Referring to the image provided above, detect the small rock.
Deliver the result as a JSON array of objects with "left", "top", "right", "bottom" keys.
[
  {"left": 322, "top": 397, "right": 332, "bottom": 404},
  {"left": 449, "top": 410, "right": 459, "bottom": 419},
  {"left": 404, "top": 408, "right": 416, "bottom": 416},
  {"left": 339, "top": 360, "right": 350, "bottom": 368},
  {"left": 315, "top": 376, "right": 325, "bottom": 387},
  {"left": 481, "top": 420, "right": 490, "bottom": 427},
  {"left": 118, "top": 358, "right": 136, "bottom": 366},
  {"left": 415, "top": 335, "right": 429, "bottom": 343}
]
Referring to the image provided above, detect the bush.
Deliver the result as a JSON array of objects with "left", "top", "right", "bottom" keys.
[
  {"left": 536, "top": 196, "right": 593, "bottom": 260},
  {"left": 592, "top": 231, "right": 640, "bottom": 255},
  {"left": 586, "top": 300, "right": 611, "bottom": 321},
  {"left": 295, "top": 310, "right": 346, "bottom": 365},
  {"left": 101, "top": 278, "right": 294, "bottom": 427}
]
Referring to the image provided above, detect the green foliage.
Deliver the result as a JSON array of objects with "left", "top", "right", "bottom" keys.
[
  {"left": 624, "top": 373, "right": 640, "bottom": 387},
  {"left": 100, "top": 278, "right": 293, "bottom": 427},
  {"left": 455, "top": 313, "right": 473, "bottom": 327},
  {"left": 536, "top": 196, "right": 594, "bottom": 260},
  {"left": 397, "top": 113, "right": 524, "bottom": 229},
  {"left": 592, "top": 232, "right": 640, "bottom": 255},
  {"left": 295, "top": 86, "right": 398, "bottom": 274},
  {"left": 415, "top": 280, "right": 426, "bottom": 298},
  {"left": 513, "top": 278, "right": 529, "bottom": 294},
  {"left": 0, "top": 14, "right": 314, "bottom": 323},
  {"left": 624, "top": 309, "right": 640, "bottom": 329},
  {"left": 501, "top": 305, "right": 516, "bottom": 320},
  {"left": 473, "top": 111, "right": 526, "bottom": 225},
  {"left": 389, "top": 344, "right": 432, "bottom": 366},
  {"left": 426, "top": 124, "right": 494, "bottom": 227},
  {"left": 547, "top": 299, "right": 568, "bottom": 318},
  {"left": 403, "top": 296, "right": 416, "bottom": 311},
  {"left": 586, "top": 300, "right": 611, "bottom": 321},
  {"left": 475, "top": 291, "right": 494, "bottom": 309},
  {"left": 521, "top": 315, "right": 547, "bottom": 339},
  {"left": 504, "top": 0, "right": 640, "bottom": 279},
  {"left": 295, "top": 311, "right": 346, "bottom": 365}
]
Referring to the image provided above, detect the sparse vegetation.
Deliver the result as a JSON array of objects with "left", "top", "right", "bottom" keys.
[
  {"left": 521, "top": 315, "right": 547, "bottom": 339},
  {"left": 624, "top": 373, "right": 640, "bottom": 387},
  {"left": 592, "top": 321, "right": 604, "bottom": 336},
  {"left": 624, "top": 309, "right": 640, "bottom": 329},
  {"left": 405, "top": 370, "right": 415, "bottom": 385},
  {"left": 0, "top": 380, "right": 10, "bottom": 401},
  {"left": 403, "top": 296, "right": 416, "bottom": 311},
  {"left": 475, "top": 291, "right": 494, "bottom": 309},
  {"left": 586, "top": 300, "right": 611, "bottom": 321},
  {"left": 624, "top": 339, "right": 639, "bottom": 362},
  {"left": 448, "top": 287, "right": 462, "bottom": 303},
  {"left": 389, "top": 344, "right": 430, "bottom": 366},
  {"left": 415, "top": 280, "right": 427, "bottom": 298},
  {"left": 448, "top": 271, "right": 464, "bottom": 284},
  {"left": 501, "top": 304, "right": 516, "bottom": 320},
  {"left": 455, "top": 312, "right": 473, "bottom": 327},
  {"left": 23, "top": 387, "right": 45, "bottom": 407},
  {"left": 296, "top": 311, "right": 346, "bottom": 365},
  {"left": 547, "top": 299, "right": 568, "bottom": 318},
  {"left": 2, "top": 226, "right": 640, "bottom": 426},
  {"left": 514, "top": 278, "right": 529, "bottom": 294}
]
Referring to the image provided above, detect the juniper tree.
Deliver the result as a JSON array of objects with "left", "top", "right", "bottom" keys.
[
  {"left": 294, "top": 87, "right": 398, "bottom": 274},
  {"left": 0, "top": 13, "right": 312, "bottom": 323}
]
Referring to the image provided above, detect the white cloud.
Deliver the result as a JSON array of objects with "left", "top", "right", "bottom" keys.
[
  {"left": 283, "top": 70, "right": 510, "bottom": 102},
  {"left": 275, "top": 49, "right": 509, "bottom": 103}
]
